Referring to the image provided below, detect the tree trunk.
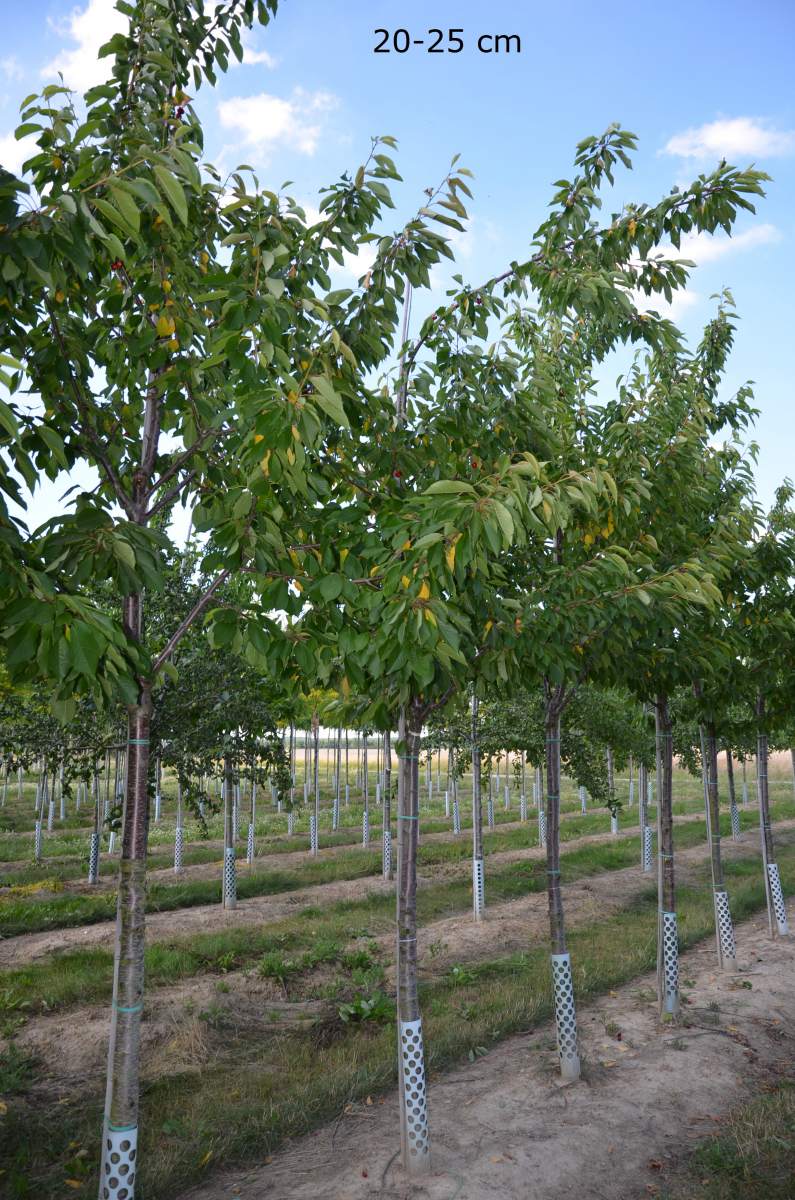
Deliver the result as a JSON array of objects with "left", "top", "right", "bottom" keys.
[
  {"left": 704, "top": 724, "right": 737, "bottom": 968},
  {"left": 757, "top": 692, "right": 788, "bottom": 936},
  {"left": 471, "top": 694, "right": 484, "bottom": 920},
  {"left": 99, "top": 674, "right": 152, "bottom": 1195},
  {"left": 725, "top": 746, "right": 741, "bottom": 841},
  {"left": 545, "top": 693, "right": 580, "bottom": 1080},
  {"left": 382, "top": 729, "right": 393, "bottom": 879},
  {"left": 222, "top": 755, "right": 237, "bottom": 909},
  {"left": 656, "top": 694, "right": 679, "bottom": 1015},
  {"left": 396, "top": 701, "right": 430, "bottom": 1174}
]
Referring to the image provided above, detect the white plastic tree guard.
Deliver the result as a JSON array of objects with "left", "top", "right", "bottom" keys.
[
  {"left": 309, "top": 812, "right": 318, "bottom": 856},
  {"left": 362, "top": 808, "right": 369, "bottom": 847},
  {"left": 472, "top": 856, "right": 485, "bottom": 920},
  {"left": 452, "top": 797, "right": 461, "bottom": 835},
  {"left": 537, "top": 806, "right": 547, "bottom": 848},
  {"left": 714, "top": 889, "right": 737, "bottom": 966},
  {"left": 642, "top": 826, "right": 653, "bottom": 872},
  {"left": 246, "top": 822, "right": 255, "bottom": 865},
  {"left": 88, "top": 830, "right": 100, "bottom": 883},
  {"left": 579, "top": 786, "right": 587, "bottom": 814},
  {"left": 99, "top": 1125, "right": 138, "bottom": 1200},
  {"left": 520, "top": 793, "right": 527, "bottom": 822},
  {"left": 382, "top": 826, "right": 391, "bottom": 879},
  {"left": 398, "top": 1018, "right": 431, "bottom": 1175},
  {"left": 662, "top": 910, "right": 680, "bottom": 1014},
  {"left": 551, "top": 952, "right": 580, "bottom": 1080},
  {"left": 222, "top": 846, "right": 237, "bottom": 909},
  {"left": 730, "top": 799, "right": 741, "bottom": 841},
  {"left": 487, "top": 796, "right": 495, "bottom": 829},
  {"left": 173, "top": 825, "right": 183, "bottom": 873},
  {"left": 767, "top": 862, "right": 789, "bottom": 936}
]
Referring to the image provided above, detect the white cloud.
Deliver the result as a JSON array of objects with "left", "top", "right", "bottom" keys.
[
  {"left": 42, "top": 0, "right": 126, "bottom": 92},
  {"left": 235, "top": 30, "right": 278, "bottom": 69},
  {"left": 0, "top": 130, "right": 37, "bottom": 176},
  {"left": 662, "top": 117, "right": 795, "bottom": 160},
  {"left": 656, "top": 223, "right": 781, "bottom": 267},
  {"left": 633, "top": 288, "right": 702, "bottom": 322},
  {"left": 218, "top": 87, "right": 338, "bottom": 160},
  {"left": 1, "top": 57, "right": 24, "bottom": 83}
]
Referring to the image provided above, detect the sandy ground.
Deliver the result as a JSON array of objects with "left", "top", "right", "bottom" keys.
[
  {"left": 178, "top": 906, "right": 795, "bottom": 1200},
  {"left": 10, "top": 823, "right": 792, "bottom": 1103},
  {"left": 0, "top": 808, "right": 745, "bottom": 968}
]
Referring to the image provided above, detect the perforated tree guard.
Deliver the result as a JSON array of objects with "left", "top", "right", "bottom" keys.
[
  {"left": 99, "top": 1125, "right": 138, "bottom": 1200},
  {"left": 287, "top": 809, "right": 295, "bottom": 835},
  {"left": 34, "top": 819, "right": 42, "bottom": 863},
  {"left": 504, "top": 785, "right": 510, "bottom": 810},
  {"left": 332, "top": 794, "right": 340, "bottom": 830},
  {"left": 362, "top": 809, "right": 369, "bottom": 846},
  {"left": 382, "top": 827, "right": 391, "bottom": 878},
  {"left": 154, "top": 792, "right": 161, "bottom": 822},
  {"left": 309, "top": 813, "right": 318, "bottom": 855},
  {"left": 444, "top": 790, "right": 450, "bottom": 818},
  {"left": 730, "top": 799, "right": 741, "bottom": 841},
  {"left": 487, "top": 797, "right": 495, "bottom": 829},
  {"left": 579, "top": 786, "right": 587, "bottom": 814},
  {"left": 629, "top": 779, "right": 635, "bottom": 807},
  {"left": 611, "top": 813, "right": 619, "bottom": 836},
  {"left": 246, "top": 822, "right": 255, "bottom": 864},
  {"left": 452, "top": 798, "right": 461, "bottom": 834},
  {"left": 538, "top": 807, "right": 547, "bottom": 848},
  {"left": 767, "top": 862, "right": 789, "bottom": 935},
  {"left": 714, "top": 889, "right": 737, "bottom": 964},
  {"left": 88, "top": 831, "right": 100, "bottom": 883},
  {"left": 222, "top": 846, "right": 237, "bottom": 909},
  {"left": 399, "top": 1019, "right": 430, "bottom": 1171},
  {"left": 642, "top": 826, "right": 653, "bottom": 872},
  {"left": 551, "top": 953, "right": 580, "bottom": 1080},
  {"left": 174, "top": 825, "right": 183, "bottom": 873},
  {"left": 47, "top": 799, "right": 55, "bottom": 832},
  {"left": 472, "top": 856, "right": 485, "bottom": 918},
  {"left": 662, "top": 910, "right": 680, "bottom": 1014},
  {"left": 520, "top": 793, "right": 527, "bottom": 822}
]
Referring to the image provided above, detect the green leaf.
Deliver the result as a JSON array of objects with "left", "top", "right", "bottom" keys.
[
  {"left": 107, "top": 183, "right": 140, "bottom": 233},
  {"left": 318, "top": 574, "right": 344, "bottom": 601},
  {"left": 153, "top": 164, "right": 188, "bottom": 225},
  {"left": 310, "top": 377, "right": 349, "bottom": 428},
  {"left": 424, "top": 480, "right": 476, "bottom": 495}
]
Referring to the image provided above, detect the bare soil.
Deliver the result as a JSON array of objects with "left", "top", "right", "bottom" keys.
[{"left": 178, "top": 907, "right": 795, "bottom": 1200}]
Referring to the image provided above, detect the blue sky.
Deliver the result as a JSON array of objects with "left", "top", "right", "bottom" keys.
[{"left": 2, "top": 0, "right": 794, "bottom": 514}]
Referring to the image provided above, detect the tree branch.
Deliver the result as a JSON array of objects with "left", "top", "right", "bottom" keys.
[{"left": 152, "top": 568, "right": 231, "bottom": 674}]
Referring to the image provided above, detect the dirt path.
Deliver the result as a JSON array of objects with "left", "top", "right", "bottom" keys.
[
  {"left": 2, "top": 816, "right": 789, "bottom": 970},
  {"left": 178, "top": 904, "right": 795, "bottom": 1200},
  {"left": 9, "top": 824, "right": 792, "bottom": 1103}
]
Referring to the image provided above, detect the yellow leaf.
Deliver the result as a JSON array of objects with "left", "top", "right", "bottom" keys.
[
  {"left": 445, "top": 543, "right": 456, "bottom": 571},
  {"left": 291, "top": 424, "right": 301, "bottom": 441},
  {"left": 64, "top": 1182, "right": 84, "bottom": 1190},
  {"left": 401, "top": 575, "right": 411, "bottom": 589},
  {"left": 419, "top": 581, "right": 430, "bottom": 600},
  {"left": 423, "top": 608, "right": 437, "bottom": 626},
  {"left": 254, "top": 433, "right": 264, "bottom": 444},
  {"left": 286, "top": 447, "right": 295, "bottom": 466},
  {"left": 55, "top": 290, "right": 65, "bottom": 303},
  {"left": 402, "top": 539, "right": 412, "bottom": 551},
  {"left": 162, "top": 279, "right": 172, "bottom": 293},
  {"left": 628, "top": 218, "right": 637, "bottom": 237},
  {"left": 156, "top": 314, "right": 175, "bottom": 337},
  {"left": 260, "top": 450, "right": 271, "bottom": 476},
  {"left": 484, "top": 619, "right": 493, "bottom": 634},
  {"left": 341, "top": 676, "right": 350, "bottom": 696},
  {"left": 340, "top": 548, "right": 349, "bottom": 564},
  {"left": 199, "top": 1150, "right": 213, "bottom": 1168},
  {"left": 294, "top": 580, "right": 302, "bottom": 594}
]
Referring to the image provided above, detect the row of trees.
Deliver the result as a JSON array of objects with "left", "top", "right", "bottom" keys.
[{"left": 2, "top": 0, "right": 794, "bottom": 1192}]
